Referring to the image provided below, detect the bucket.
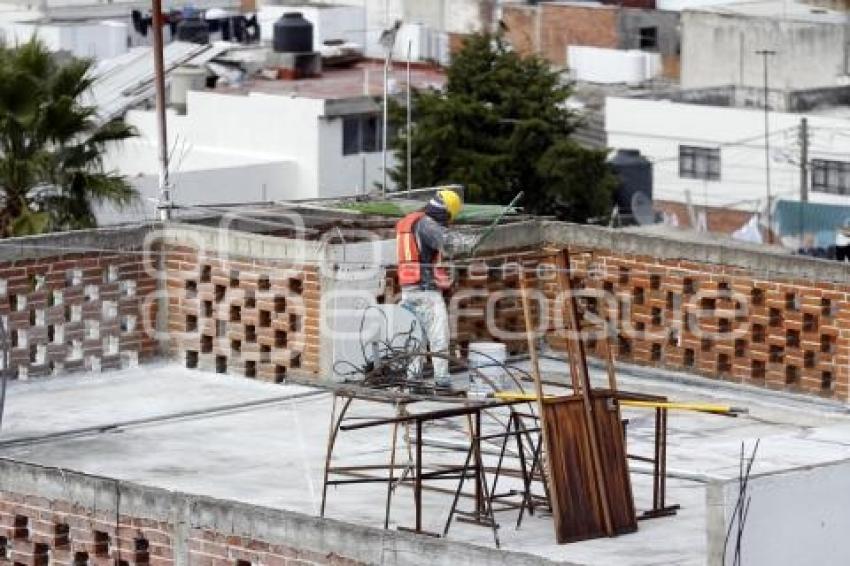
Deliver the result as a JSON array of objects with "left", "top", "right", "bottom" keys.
[{"left": 468, "top": 342, "right": 509, "bottom": 396}]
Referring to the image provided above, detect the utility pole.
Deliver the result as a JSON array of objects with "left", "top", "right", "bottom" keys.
[
  {"left": 379, "top": 21, "right": 400, "bottom": 198},
  {"left": 756, "top": 49, "right": 776, "bottom": 243},
  {"left": 152, "top": 0, "right": 171, "bottom": 220},
  {"left": 799, "top": 117, "right": 809, "bottom": 203},
  {"left": 799, "top": 117, "right": 809, "bottom": 244}
]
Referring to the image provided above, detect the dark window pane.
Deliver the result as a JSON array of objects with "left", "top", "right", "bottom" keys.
[
  {"left": 362, "top": 115, "right": 379, "bottom": 153},
  {"left": 639, "top": 27, "right": 658, "bottom": 50},
  {"left": 679, "top": 145, "right": 720, "bottom": 180},
  {"left": 342, "top": 117, "right": 359, "bottom": 156},
  {"left": 812, "top": 159, "right": 850, "bottom": 195}
]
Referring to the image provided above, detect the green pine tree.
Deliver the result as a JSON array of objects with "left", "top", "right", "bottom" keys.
[
  {"left": 389, "top": 33, "right": 616, "bottom": 222},
  {"left": 0, "top": 39, "right": 137, "bottom": 237}
]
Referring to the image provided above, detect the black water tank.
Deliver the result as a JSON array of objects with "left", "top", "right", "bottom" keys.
[
  {"left": 609, "top": 149, "right": 653, "bottom": 225},
  {"left": 177, "top": 15, "right": 210, "bottom": 44},
  {"left": 273, "top": 12, "right": 313, "bottom": 53}
]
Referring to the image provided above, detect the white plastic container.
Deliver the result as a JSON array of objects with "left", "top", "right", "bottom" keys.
[{"left": 468, "top": 342, "right": 509, "bottom": 396}]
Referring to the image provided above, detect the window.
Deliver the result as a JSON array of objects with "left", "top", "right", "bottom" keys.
[
  {"left": 342, "top": 116, "right": 359, "bottom": 155},
  {"left": 639, "top": 26, "right": 658, "bottom": 50},
  {"left": 342, "top": 114, "right": 382, "bottom": 155},
  {"left": 679, "top": 145, "right": 720, "bottom": 180},
  {"left": 812, "top": 159, "right": 850, "bottom": 195}
]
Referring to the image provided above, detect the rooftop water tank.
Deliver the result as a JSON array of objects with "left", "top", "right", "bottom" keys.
[
  {"left": 273, "top": 12, "right": 313, "bottom": 53},
  {"left": 610, "top": 149, "right": 653, "bottom": 226}
]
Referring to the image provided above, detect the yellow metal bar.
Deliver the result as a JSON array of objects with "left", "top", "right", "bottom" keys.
[{"left": 493, "top": 392, "right": 746, "bottom": 415}]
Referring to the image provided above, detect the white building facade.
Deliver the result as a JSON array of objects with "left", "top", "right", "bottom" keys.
[
  {"left": 680, "top": 2, "right": 850, "bottom": 91},
  {"left": 606, "top": 96, "right": 850, "bottom": 213},
  {"left": 101, "top": 90, "right": 390, "bottom": 223}
]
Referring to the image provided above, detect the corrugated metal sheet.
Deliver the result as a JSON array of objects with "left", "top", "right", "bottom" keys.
[
  {"left": 775, "top": 199, "right": 850, "bottom": 246},
  {"left": 84, "top": 41, "right": 229, "bottom": 122}
]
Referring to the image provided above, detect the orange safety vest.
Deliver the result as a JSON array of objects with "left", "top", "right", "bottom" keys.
[{"left": 396, "top": 211, "right": 451, "bottom": 289}]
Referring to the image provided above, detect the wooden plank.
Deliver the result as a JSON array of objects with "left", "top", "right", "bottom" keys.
[
  {"left": 518, "top": 266, "right": 564, "bottom": 540},
  {"left": 542, "top": 393, "right": 638, "bottom": 542},
  {"left": 556, "top": 249, "right": 614, "bottom": 536}
]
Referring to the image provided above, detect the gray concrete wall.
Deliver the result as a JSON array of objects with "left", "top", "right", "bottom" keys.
[
  {"left": 540, "top": 221, "right": 850, "bottom": 284},
  {"left": 0, "top": 223, "right": 156, "bottom": 262},
  {"left": 631, "top": 82, "right": 850, "bottom": 112},
  {"left": 681, "top": 10, "right": 849, "bottom": 90},
  {"left": 617, "top": 8, "right": 680, "bottom": 57},
  {"left": 403, "top": 0, "right": 490, "bottom": 34},
  {"left": 0, "top": 457, "right": 569, "bottom": 566},
  {"left": 705, "top": 458, "right": 850, "bottom": 566}
]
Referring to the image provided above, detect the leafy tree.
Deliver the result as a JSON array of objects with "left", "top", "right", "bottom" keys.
[
  {"left": 389, "top": 33, "right": 616, "bottom": 222},
  {"left": 0, "top": 39, "right": 136, "bottom": 237}
]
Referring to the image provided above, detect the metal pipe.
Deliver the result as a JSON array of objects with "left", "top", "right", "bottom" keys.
[
  {"left": 0, "top": 389, "right": 327, "bottom": 449},
  {"left": 382, "top": 52, "right": 389, "bottom": 197},
  {"left": 756, "top": 49, "right": 776, "bottom": 243},
  {"left": 152, "top": 0, "right": 171, "bottom": 221},
  {"left": 0, "top": 322, "right": 9, "bottom": 432},
  {"left": 406, "top": 39, "right": 412, "bottom": 195}
]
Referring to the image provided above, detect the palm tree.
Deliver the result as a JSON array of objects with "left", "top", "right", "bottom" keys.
[{"left": 0, "top": 39, "right": 137, "bottom": 237}]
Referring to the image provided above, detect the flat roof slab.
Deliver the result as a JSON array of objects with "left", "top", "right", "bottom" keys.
[{"left": 1, "top": 361, "right": 849, "bottom": 565}]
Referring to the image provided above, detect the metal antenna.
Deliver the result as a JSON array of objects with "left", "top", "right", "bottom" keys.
[
  {"left": 152, "top": 0, "right": 171, "bottom": 221},
  {"left": 379, "top": 20, "right": 401, "bottom": 197}
]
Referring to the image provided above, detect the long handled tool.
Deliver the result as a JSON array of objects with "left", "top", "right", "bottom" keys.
[{"left": 470, "top": 191, "right": 524, "bottom": 256}]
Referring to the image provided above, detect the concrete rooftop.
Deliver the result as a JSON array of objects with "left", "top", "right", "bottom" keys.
[
  {"left": 2, "top": 359, "right": 850, "bottom": 565},
  {"left": 216, "top": 60, "right": 447, "bottom": 101}
]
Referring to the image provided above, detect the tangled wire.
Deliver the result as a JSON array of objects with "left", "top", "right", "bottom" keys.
[{"left": 333, "top": 305, "right": 533, "bottom": 398}]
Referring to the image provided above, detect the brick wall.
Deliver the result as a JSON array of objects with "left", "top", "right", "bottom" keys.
[
  {"left": 445, "top": 245, "right": 849, "bottom": 401},
  {"left": 0, "top": 252, "right": 157, "bottom": 379},
  {"left": 504, "top": 4, "right": 620, "bottom": 68},
  {"left": 165, "top": 246, "right": 320, "bottom": 381},
  {"left": 503, "top": 4, "right": 681, "bottom": 78},
  {"left": 502, "top": 5, "right": 539, "bottom": 58},
  {"left": 449, "top": 255, "right": 543, "bottom": 359},
  {"left": 661, "top": 55, "right": 680, "bottom": 80},
  {"left": 563, "top": 248, "right": 849, "bottom": 400},
  {"left": 654, "top": 200, "right": 761, "bottom": 236},
  {"left": 0, "top": 492, "right": 361, "bottom": 566},
  {"left": 542, "top": 4, "right": 619, "bottom": 67}
]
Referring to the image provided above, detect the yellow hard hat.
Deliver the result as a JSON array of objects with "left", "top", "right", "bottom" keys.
[{"left": 437, "top": 188, "right": 462, "bottom": 221}]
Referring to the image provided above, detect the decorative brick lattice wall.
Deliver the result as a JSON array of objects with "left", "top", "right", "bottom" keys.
[
  {"left": 0, "top": 492, "right": 362, "bottom": 566},
  {"left": 445, "top": 248, "right": 848, "bottom": 401},
  {"left": 450, "top": 255, "right": 543, "bottom": 359},
  {"left": 0, "top": 253, "right": 157, "bottom": 379},
  {"left": 567, "top": 250, "right": 848, "bottom": 400},
  {"left": 166, "top": 247, "right": 320, "bottom": 381}
]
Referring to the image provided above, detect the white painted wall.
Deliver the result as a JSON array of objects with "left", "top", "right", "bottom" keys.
[
  {"left": 681, "top": 9, "right": 849, "bottom": 91},
  {"left": 101, "top": 89, "right": 391, "bottom": 223},
  {"left": 568, "top": 46, "right": 661, "bottom": 85},
  {"left": 318, "top": 116, "right": 385, "bottom": 196},
  {"left": 605, "top": 96, "right": 850, "bottom": 211},
  {"left": 319, "top": 238, "right": 397, "bottom": 379},
  {"left": 706, "top": 459, "right": 850, "bottom": 565},
  {"left": 101, "top": 136, "right": 293, "bottom": 224},
  {"left": 0, "top": 20, "right": 128, "bottom": 59},
  {"left": 656, "top": 0, "right": 748, "bottom": 11}
]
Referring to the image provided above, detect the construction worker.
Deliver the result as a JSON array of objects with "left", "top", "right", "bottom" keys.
[{"left": 396, "top": 188, "right": 474, "bottom": 388}]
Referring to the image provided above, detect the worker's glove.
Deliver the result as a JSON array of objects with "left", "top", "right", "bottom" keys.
[{"left": 443, "top": 231, "right": 480, "bottom": 259}]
